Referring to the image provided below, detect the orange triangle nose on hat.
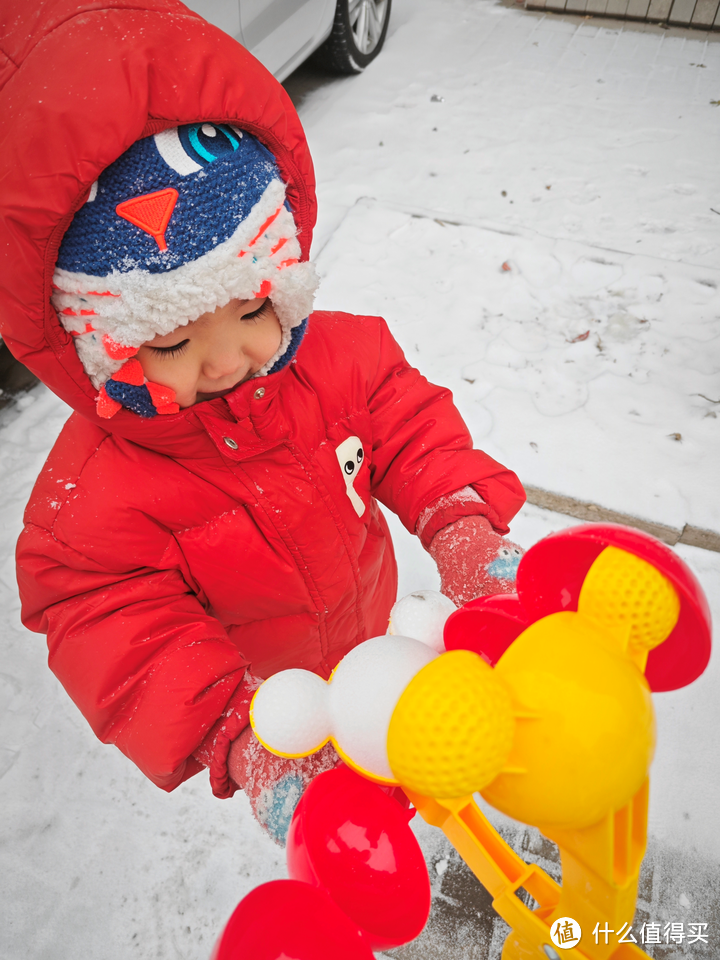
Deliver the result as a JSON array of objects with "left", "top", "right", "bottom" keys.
[{"left": 116, "top": 188, "right": 179, "bottom": 251}]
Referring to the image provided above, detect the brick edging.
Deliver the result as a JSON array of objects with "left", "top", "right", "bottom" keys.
[{"left": 524, "top": 485, "right": 720, "bottom": 553}]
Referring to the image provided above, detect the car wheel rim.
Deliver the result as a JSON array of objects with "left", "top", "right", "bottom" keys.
[{"left": 348, "top": 0, "right": 388, "bottom": 56}]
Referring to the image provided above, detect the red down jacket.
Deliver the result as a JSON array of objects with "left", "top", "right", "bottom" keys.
[{"left": 2, "top": 0, "right": 525, "bottom": 795}]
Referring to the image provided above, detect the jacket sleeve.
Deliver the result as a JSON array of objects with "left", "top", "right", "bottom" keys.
[
  {"left": 364, "top": 316, "right": 525, "bottom": 540},
  {"left": 17, "top": 512, "right": 249, "bottom": 794}
]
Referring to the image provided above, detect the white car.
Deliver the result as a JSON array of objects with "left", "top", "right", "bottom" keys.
[{"left": 183, "top": 0, "right": 392, "bottom": 81}]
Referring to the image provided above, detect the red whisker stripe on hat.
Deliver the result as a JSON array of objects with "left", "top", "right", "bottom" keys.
[
  {"left": 86, "top": 290, "right": 120, "bottom": 297},
  {"left": 270, "top": 237, "right": 288, "bottom": 255},
  {"left": 103, "top": 335, "right": 138, "bottom": 360},
  {"left": 60, "top": 308, "right": 97, "bottom": 317},
  {"left": 253, "top": 280, "right": 272, "bottom": 299},
  {"left": 70, "top": 323, "right": 96, "bottom": 336},
  {"left": 279, "top": 258, "right": 299, "bottom": 268},
  {"left": 247, "top": 206, "right": 283, "bottom": 249}
]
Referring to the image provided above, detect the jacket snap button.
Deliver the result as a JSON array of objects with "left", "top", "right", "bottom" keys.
[
  {"left": 223, "top": 437, "right": 239, "bottom": 450},
  {"left": 254, "top": 387, "right": 266, "bottom": 400}
]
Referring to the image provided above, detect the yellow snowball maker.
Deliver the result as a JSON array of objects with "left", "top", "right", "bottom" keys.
[
  {"left": 388, "top": 547, "right": 677, "bottom": 828},
  {"left": 251, "top": 529, "right": 711, "bottom": 960},
  {"left": 395, "top": 544, "right": 685, "bottom": 960}
]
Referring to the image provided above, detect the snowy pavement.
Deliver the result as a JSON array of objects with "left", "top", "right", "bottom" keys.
[
  {"left": 315, "top": 200, "right": 720, "bottom": 533},
  {"left": 2, "top": 2, "right": 719, "bottom": 958}
]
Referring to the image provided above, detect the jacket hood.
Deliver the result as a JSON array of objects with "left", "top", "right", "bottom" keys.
[{"left": 0, "top": 0, "right": 317, "bottom": 449}]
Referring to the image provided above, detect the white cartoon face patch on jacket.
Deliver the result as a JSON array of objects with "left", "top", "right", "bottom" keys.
[{"left": 335, "top": 436, "right": 366, "bottom": 517}]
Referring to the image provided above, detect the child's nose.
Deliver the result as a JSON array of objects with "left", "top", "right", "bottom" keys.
[{"left": 203, "top": 345, "right": 243, "bottom": 380}]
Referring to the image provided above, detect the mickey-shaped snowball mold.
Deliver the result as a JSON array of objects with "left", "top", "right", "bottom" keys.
[
  {"left": 480, "top": 544, "right": 678, "bottom": 828},
  {"left": 252, "top": 526, "right": 710, "bottom": 828}
]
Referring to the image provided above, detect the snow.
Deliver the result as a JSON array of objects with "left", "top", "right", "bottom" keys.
[
  {"left": 316, "top": 201, "right": 720, "bottom": 530},
  {"left": 1, "top": 2, "right": 718, "bottom": 958},
  {"left": 251, "top": 669, "right": 331, "bottom": 757},
  {"left": 327, "top": 635, "right": 438, "bottom": 781},
  {"left": 389, "top": 589, "right": 456, "bottom": 652}
]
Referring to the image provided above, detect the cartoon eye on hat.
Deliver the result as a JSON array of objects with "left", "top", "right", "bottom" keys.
[
  {"left": 154, "top": 123, "right": 245, "bottom": 175},
  {"left": 335, "top": 436, "right": 365, "bottom": 517}
]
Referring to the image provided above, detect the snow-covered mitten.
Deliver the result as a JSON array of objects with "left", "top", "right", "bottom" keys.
[
  {"left": 429, "top": 515, "right": 524, "bottom": 607},
  {"left": 193, "top": 671, "right": 264, "bottom": 800},
  {"left": 228, "top": 725, "right": 342, "bottom": 845}
]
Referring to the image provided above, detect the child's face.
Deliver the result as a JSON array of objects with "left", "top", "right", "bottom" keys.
[{"left": 137, "top": 297, "right": 282, "bottom": 407}]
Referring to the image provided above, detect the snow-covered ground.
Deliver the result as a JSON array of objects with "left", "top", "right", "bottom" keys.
[
  {"left": 316, "top": 201, "right": 720, "bottom": 532},
  {"left": 2, "top": 2, "right": 718, "bottom": 958}
]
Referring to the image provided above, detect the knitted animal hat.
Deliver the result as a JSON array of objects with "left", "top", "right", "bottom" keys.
[{"left": 52, "top": 123, "right": 319, "bottom": 418}]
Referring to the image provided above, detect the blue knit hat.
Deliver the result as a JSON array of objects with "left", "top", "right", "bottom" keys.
[{"left": 52, "top": 123, "right": 318, "bottom": 418}]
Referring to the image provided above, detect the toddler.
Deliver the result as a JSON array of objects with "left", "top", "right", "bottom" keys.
[{"left": 6, "top": 0, "right": 525, "bottom": 845}]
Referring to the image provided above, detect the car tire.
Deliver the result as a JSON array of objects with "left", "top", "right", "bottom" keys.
[{"left": 313, "top": 0, "right": 392, "bottom": 75}]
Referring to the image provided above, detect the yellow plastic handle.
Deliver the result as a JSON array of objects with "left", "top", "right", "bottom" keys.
[{"left": 408, "top": 788, "right": 649, "bottom": 960}]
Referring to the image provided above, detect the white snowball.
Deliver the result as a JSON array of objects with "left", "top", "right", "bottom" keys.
[
  {"left": 329, "top": 635, "right": 438, "bottom": 780},
  {"left": 251, "top": 669, "right": 330, "bottom": 756},
  {"left": 388, "top": 590, "right": 456, "bottom": 653}
]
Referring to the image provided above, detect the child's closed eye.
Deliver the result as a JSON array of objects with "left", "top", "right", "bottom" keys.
[
  {"left": 147, "top": 298, "right": 270, "bottom": 357},
  {"left": 240, "top": 299, "right": 270, "bottom": 323},
  {"left": 150, "top": 339, "right": 190, "bottom": 357}
]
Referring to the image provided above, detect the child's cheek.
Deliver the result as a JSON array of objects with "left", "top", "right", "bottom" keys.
[
  {"left": 251, "top": 311, "right": 282, "bottom": 369},
  {"left": 135, "top": 349, "right": 156, "bottom": 382},
  {"left": 161, "top": 367, "right": 195, "bottom": 408},
  {"left": 137, "top": 352, "right": 189, "bottom": 406}
]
